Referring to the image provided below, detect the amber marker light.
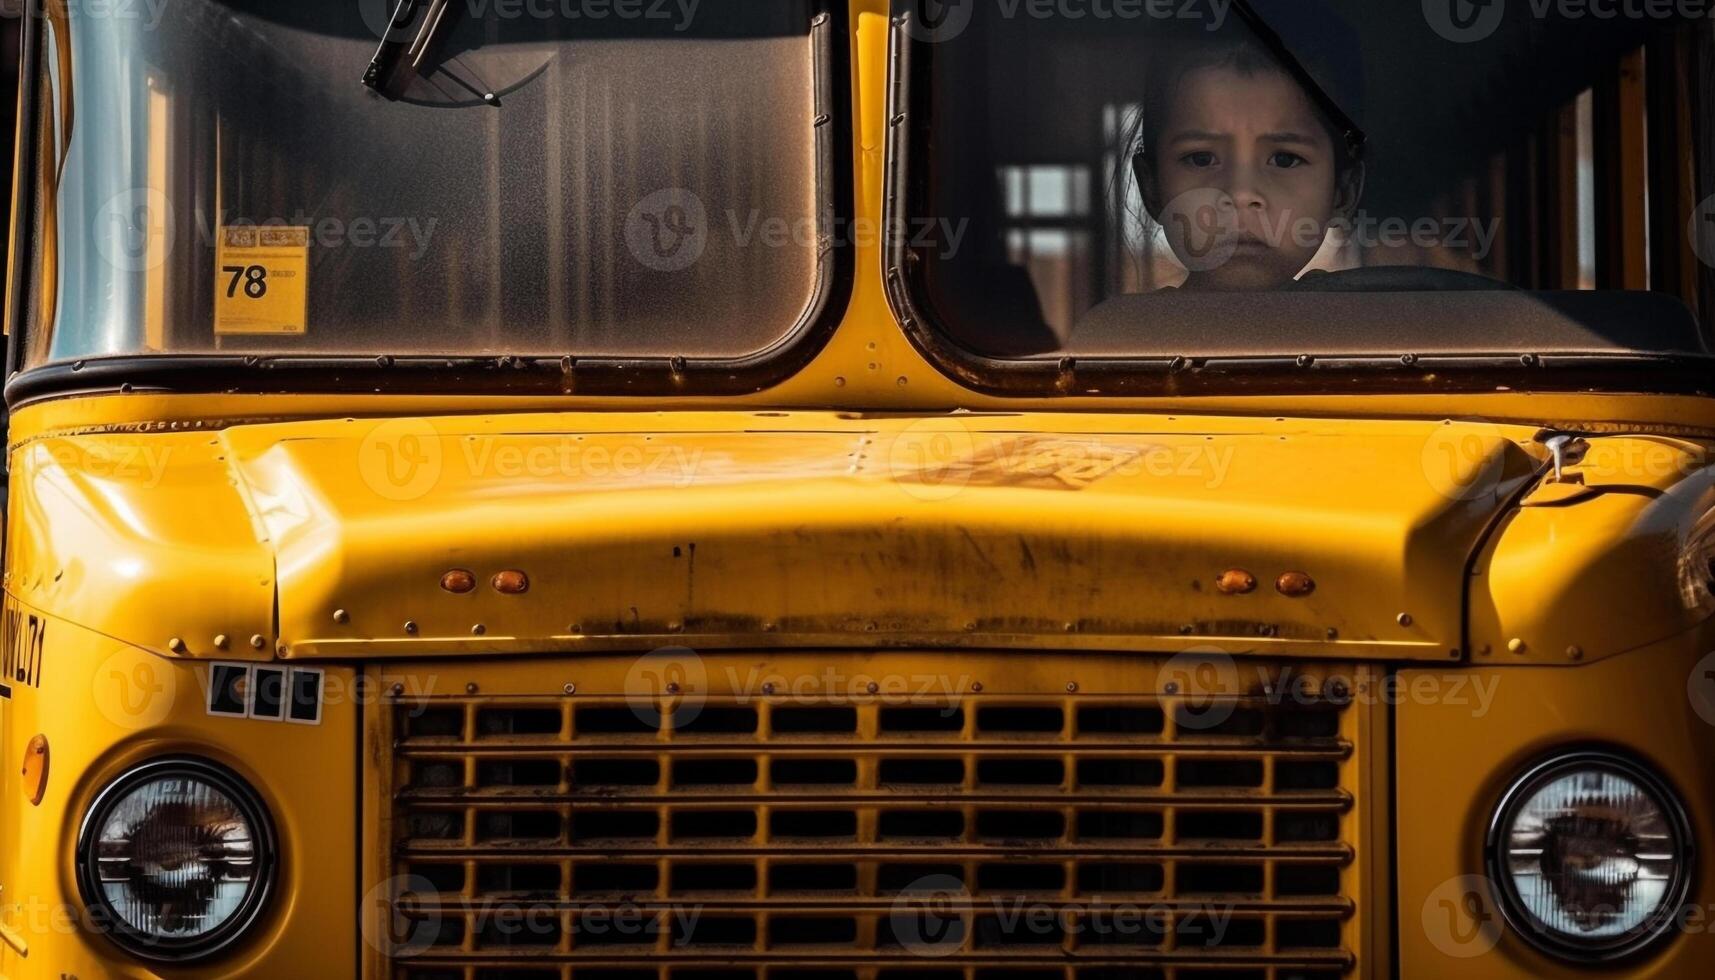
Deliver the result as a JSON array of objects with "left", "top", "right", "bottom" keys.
[
  {"left": 493, "top": 570, "right": 530, "bottom": 595},
  {"left": 441, "top": 569, "right": 477, "bottom": 594},
  {"left": 1276, "top": 571, "right": 1316, "bottom": 597},
  {"left": 1215, "top": 569, "right": 1258, "bottom": 595},
  {"left": 22, "top": 735, "right": 48, "bottom": 806}
]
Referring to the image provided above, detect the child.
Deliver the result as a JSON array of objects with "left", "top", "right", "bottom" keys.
[{"left": 1129, "top": 39, "right": 1365, "bottom": 292}]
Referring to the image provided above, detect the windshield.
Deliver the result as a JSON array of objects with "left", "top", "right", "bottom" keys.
[
  {"left": 20, "top": 0, "right": 838, "bottom": 370},
  {"left": 890, "top": 0, "right": 1714, "bottom": 368}
]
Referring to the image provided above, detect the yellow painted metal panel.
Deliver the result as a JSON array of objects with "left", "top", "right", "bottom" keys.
[
  {"left": 5, "top": 429, "right": 275, "bottom": 661},
  {"left": 1471, "top": 437, "right": 1715, "bottom": 665},
  {"left": 0, "top": 605, "right": 357, "bottom": 979},
  {"left": 7, "top": 412, "right": 1560, "bottom": 663},
  {"left": 1396, "top": 630, "right": 1715, "bottom": 977}
]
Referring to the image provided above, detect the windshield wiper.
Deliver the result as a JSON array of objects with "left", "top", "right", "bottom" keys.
[{"left": 362, "top": 0, "right": 461, "bottom": 100}]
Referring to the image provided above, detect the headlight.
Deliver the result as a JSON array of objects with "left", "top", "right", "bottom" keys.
[
  {"left": 76, "top": 757, "right": 276, "bottom": 962},
  {"left": 1487, "top": 750, "right": 1694, "bottom": 961}
]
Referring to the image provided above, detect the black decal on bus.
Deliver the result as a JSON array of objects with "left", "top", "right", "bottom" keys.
[{"left": 0, "top": 597, "right": 47, "bottom": 695}]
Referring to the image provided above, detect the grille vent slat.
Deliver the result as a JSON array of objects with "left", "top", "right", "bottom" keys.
[{"left": 385, "top": 685, "right": 1360, "bottom": 979}]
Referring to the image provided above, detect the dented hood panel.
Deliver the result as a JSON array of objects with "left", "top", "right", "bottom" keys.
[{"left": 178, "top": 412, "right": 1539, "bottom": 660}]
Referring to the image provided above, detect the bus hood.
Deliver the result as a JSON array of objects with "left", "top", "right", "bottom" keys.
[{"left": 16, "top": 413, "right": 1552, "bottom": 661}]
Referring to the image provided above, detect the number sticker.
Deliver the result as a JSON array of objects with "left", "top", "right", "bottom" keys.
[{"left": 214, "top": 226, "right": 309, "bottom": 335}]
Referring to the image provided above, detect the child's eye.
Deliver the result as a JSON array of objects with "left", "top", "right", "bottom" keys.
[
  {"left": 1269, "top": 151, "right": 1309, "bottom": 169},
  {"left": 1180, "top": 151, "right": 1218, "bottom": 169}
]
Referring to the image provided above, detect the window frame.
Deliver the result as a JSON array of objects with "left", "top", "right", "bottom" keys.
[{"left": 2, "top": 0, "right": 854, "bottom": 407}]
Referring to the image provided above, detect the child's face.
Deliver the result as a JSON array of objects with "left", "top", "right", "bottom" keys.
[{"left": 1151, "top": 64, "right": 1348, "bottom": 291}]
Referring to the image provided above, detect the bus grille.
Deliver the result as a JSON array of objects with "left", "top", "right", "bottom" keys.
[{"left": 376, "top": 664, "right": 1368, "bottom": 979}]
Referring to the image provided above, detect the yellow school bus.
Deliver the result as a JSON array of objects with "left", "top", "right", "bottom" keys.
[{"left": 1, "top": 0, "right": 1714, "bottom": 977}]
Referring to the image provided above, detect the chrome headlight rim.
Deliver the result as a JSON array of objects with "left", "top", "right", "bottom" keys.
[
  {"left": 75, "top": 755, "right": 278, "bottom": 963},
  {"left": 1484, "top": 748, "right": 1695, "bottom": 963}
]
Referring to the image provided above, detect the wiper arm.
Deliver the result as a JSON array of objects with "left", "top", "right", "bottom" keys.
[{"left": 362, "top": 0, "right": 461, "bottom": 99}]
